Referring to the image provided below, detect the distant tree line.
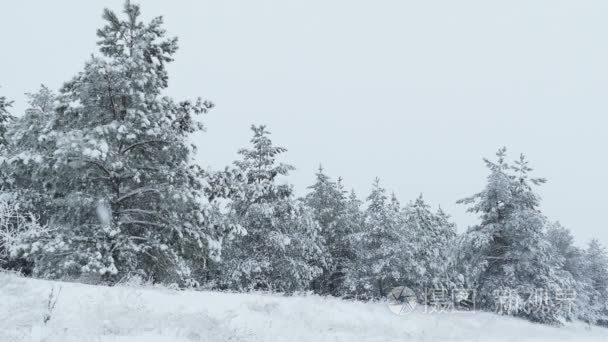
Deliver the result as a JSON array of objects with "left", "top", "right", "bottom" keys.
[{"left": 0, "top": 1, "right": 606, "bottom": 326}]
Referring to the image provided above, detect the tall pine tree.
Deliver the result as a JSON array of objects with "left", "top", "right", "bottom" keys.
[{"left": 9, "top": 2, "right": 229, "bottom": 284}]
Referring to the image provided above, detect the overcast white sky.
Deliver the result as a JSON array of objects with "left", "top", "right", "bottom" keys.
[{"left": 1, "top": 1, "right": 607, "bottom": 247}]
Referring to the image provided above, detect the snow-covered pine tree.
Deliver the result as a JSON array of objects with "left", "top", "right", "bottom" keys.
[
  {"left": 341, "top": 188, "right": 366, "bottom": 297},
  {"left": 0, "top": 88, "right": 56, "bottom": 272},
  {"left": 9, "top": 2, "right": 227, "bottom": 284},
  {"left": 218, "top": 125, "right": 324, "bottom": 293},
  {"left": 0, "top": 93, "right": 14, "bottom": 191},
  {"left": 331, "top": 178, "right": 361, "bottom": 296},
  {"left": 584, "top": 239, "right": 608, "bottom": 325},
  {"left": 456, "top": 148, "right": 574, "bottom": 324},
  {"left": 3, "top": 87, "right": 57, "bottom": 220},
  {"left": 0, "top": 92, "right": 16, "bottom": 267},
  {"left": 304, "top": 167, "right": 356, "bottom": 296},
  {"left": 0, "top": 93, "right": 13, "bottom": 149},
  {"left": 434, "top": 205, "right": 458, "bottom": 264},
  {"left": 344, "top": 189, "right": 365, "bottom": 237},
  {"left": 405, "top": 195, "right": 457, "bottom": 292},
  {"left": 355, "top": 179, "right": 414, "bottom": 298},
  {"left": 546, "top": 223, "right": 579, "bottom": 273},
  {"left": 190, "top": 166, "right": 248, "bottom": 287},
  {"left": 545, "top": 222, "right": 597, "bottom": 322}
]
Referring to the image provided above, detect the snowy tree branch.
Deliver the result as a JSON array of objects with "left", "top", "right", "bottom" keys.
[
  {"left": 120, "top": 140, "right": 166, "bottom": 154},
  {"left": 113, "top": 184, "right": 167, "bottom": 204}
]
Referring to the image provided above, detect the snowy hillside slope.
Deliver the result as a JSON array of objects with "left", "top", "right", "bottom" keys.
[{"left": 1, "top": 272, "right": 606, "bottom": 342}]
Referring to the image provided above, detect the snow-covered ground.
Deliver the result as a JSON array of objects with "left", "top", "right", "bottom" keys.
[{"left": 1, "top": 272, "right": 606, "bottom": 342}]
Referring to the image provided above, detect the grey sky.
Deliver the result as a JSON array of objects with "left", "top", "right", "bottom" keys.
[{"left": 1, "top": 1, "right": 607, "bottom": 247}]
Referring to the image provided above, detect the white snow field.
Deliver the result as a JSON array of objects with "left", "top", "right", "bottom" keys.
[{"left": 1, "top": 272, "right": 606, "bottom": 342}]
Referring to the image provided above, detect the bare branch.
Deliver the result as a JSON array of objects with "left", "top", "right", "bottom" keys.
[
  {"left": 121, "top": 139, "right": 166, "bottom": 154},
  {"left": 118, "top": 209, "right": 158, "bottom": 215},
  {"left": 82, "top": 159, "right": 111, "bottom": 176},
  {"left": 121, "top": 220, "right": 165, "bottom": 228},
  {"left": 113, "top": 184, "right": 166, "bottom": 203}
]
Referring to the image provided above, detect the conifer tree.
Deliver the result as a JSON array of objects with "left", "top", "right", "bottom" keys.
[
  {"left": 0, "top": 93, "right": 14, "bottom": 191},
  {"left": 341, "top": 188, "right": 365, "bottom": 297},
  {"left": 355, "top": 179, "right": 414, "bottom": 298},
  {"left": 546, "top": 223, "right": 582, "bottom": 279},
  {"left": 9, "top": 2, "right": 229, "bottom": 284},
  {"left": 405, "top": 195, "right": 457, "bottom": 291},
  {"left": 218, "top": 125, "right": 324, "bottom": 293},
  {"left": 584, "top": 239, "right": 608, "bottom": 324},
  {"left": 0, "top": 88, "right": 57, "bottom": 273},
  {"left": 0, "top": 93, "right": 15, "bottom": 266},
  {"left": 457, "top": 148, "right": 573, "bottom": 324},
  {"left": 545, "top": 223, "right": 608, "bottom": 323},
  {"left": 0, "top": 93, "right": 13, "bottom": 149},
  {"left": 345, "top": 189, "right": 365, "bottom": 236},
  {"left": 3, "top": 87, "right": 56, "bottom": 217},
  {"left": 304, "top": 167, "right": 356, "bottom": 295}
]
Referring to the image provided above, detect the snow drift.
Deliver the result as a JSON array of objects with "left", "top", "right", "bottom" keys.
[{"left": 0, "top": 272, "right": 606, "bottom": 342}]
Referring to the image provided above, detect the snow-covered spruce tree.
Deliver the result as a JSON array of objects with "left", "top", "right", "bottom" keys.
[
  {"left": 10, "top": 2, "right": 226, "bottom": 284},
  {"left": 0, "top": 93, "right": 17, "bottom": 268},
  {"left": 354, "top": 179, "right": 414, "bottom": 298},
  {"left": 0, "top": 96, "right": 13, "bottom": 200},
  {"left": 0, "top": 93, "right": 13, "bottom": 149},
  {"left": 3, "top": 86, "right": 57, "bottom": 224},
  {"left": 456, "top": 148, "right": 574, "bottom": 324},
  {"left": 545, "top": 222, "right": 598, "bottom": 322},
  {"left": 0, "top": 93, "right": 15, "bottom": 191},
  {"left": 0, "top": 89, "right": 55, "bottom": 272},
  {"left": 190, "top": 166, "right": 247, "bottom": 287},
  {"left": 218, "top": 125, "right": 325, "bottom": 293},
  {"left": 584, "top": 239, "right": 608, "bottom": 325},
  {"left": 304, "top": 167, "right": 357, "bottom": 296},
  {"left": 341, "top": 188, "right": 366, "bottom": 297},
  {"left": 405, "top": 195, "right": 457, "bottom": 292},
  {"left": 329, "top": 178, "right": 362, "bottom": 296},
  {"left": 345, "top": 189, "right": 365, "bottom": 233}
]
